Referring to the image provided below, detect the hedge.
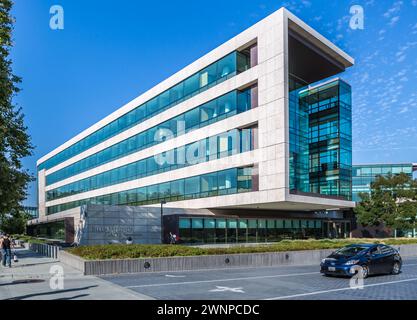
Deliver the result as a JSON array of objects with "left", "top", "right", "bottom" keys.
[{"left": 67, "top": 238, "right": 417, "bottom": 260}]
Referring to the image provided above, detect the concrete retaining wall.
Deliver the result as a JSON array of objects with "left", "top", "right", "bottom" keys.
[
  {"left": 58, "top": 244, "right": 417, "bottom": 276},
  {"left": 26, "top": 243, "right": 59, "bottom": 259},
  {"left": 59, "top": 250, "right": 86, "bottom": 272}
]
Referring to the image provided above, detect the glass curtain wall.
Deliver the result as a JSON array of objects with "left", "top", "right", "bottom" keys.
[
  {"left": 47, "top": 167, "right": 255, "bottom": 215},
  {"left": 47, "top": 126, "right": 258, "bottom": 201},
  {"left": 46, "top": 86, "right": 257, "bottom": 186},
  {"left": 289, "top": 75, "right": 310, "bottom": 193},
  {"left": 289, "top": 77, "right": 353, "bottom": 201},
  {"left": 352, "top": 164, "right": 415, "bottom": 202},
  {"left": 39, "top": 48, "right": 256, "bottom": 172},
  {"left": 178, "top": 217, "right": 324, "bottom": 244}
]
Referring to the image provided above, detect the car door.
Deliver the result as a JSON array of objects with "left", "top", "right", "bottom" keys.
[
  {"left": 379, "top": 245, "right": 395, "bottom": 273},
  {"left": 368, "top": 246, "right": 384, "bottom": 274}
]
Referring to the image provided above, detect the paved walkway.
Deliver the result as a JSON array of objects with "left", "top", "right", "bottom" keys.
[{"left": 0, "top": 248, "right": 152, "bottom": 300}]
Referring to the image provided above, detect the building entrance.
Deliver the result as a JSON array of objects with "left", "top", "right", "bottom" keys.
[{"left": 323, "top": 221, "right": 351, "bottom": 239}]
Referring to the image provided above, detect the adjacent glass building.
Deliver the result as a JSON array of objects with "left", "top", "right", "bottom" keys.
[
  {"left": 352, "top": 163, "right": 417, "bottom": 202},
  {"left": 31, "top": 8, "right": 356, "bottom": 245}
]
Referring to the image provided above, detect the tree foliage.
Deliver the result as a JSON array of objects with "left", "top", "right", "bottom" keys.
[
  {"left": 355, "top": 173, "right": 417, "bottom": 230},
  {"left": 0, "top": 209, "right": 30, "bottom": 234},
  {"left": 0, "top": 0, "right": 33, "bottom": 220}
]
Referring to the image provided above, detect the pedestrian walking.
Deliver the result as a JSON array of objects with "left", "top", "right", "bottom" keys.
[{"left": 1, "top": 234, "right": 13, "bottom": 268}]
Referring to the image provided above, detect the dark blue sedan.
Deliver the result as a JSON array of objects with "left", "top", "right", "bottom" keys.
[{"left": 320, "top": 244, "right": 402, "bottom": 278}]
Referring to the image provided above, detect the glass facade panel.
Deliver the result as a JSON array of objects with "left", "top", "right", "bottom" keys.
[
  {"left": 46, "top": 126, "right": 258, "bottom": 202},
  {"left": 192, "top": 218, "right": 203, "bottom": 229},
  {"left": 352, "top": 163, "right": 415, "bottom": 202},
  {"left": 47, "top": 168, "right": 253, "bottom": 215},
  {"left": 46, "top": 87, "right": 256, "bottom": 186},
  {"left": 38, "top": 49, "right": 257, "bottom": 173},
  {"left": 179, "top": 218, "right": 191, "bottom": 229},
  {"left": 289, "top": 77, "right": 352, "bottom": 201}
]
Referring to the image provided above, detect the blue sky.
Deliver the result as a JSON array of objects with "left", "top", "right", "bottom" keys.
[{"left": 10, "top": 0, "right": 417, "bottom": 206}]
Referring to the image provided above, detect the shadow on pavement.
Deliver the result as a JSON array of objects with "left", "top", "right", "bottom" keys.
[
  {"left": 7, "top": 285, "right": 99, "bottom": 300},
  {"left": 12, "top": 261, "right": 58, "bottom": 268},
  {"left": 53, "top": 294, "right": 90, "bottom": 300}
]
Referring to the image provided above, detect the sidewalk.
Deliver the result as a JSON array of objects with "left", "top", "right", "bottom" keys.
[{"left": 0, "top": 248, "right": 153, "bottom": 300}]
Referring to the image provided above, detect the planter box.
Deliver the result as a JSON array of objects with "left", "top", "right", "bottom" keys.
[{"left": 58, "top": 244, "right": 417, "bottom": 276}]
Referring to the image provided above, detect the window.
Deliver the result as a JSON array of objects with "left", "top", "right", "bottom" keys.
[
  {"left": 216, "top": 219, "right": 226, "bottom": 229},
  {"left": 185, "top": 176, "right": 200, "bottom": 198},
  {"left": 199, "top": 71, "right": 209, "bottom": 88},
  {"left": 200, "top": 172, "right": 218, "bottom": 196},
  {"left": 192, "top": 219, "right": 204, "bottom": 229},
  {"left": 370, "top": 246, "right": 382, "bottom": 255},
  {"left": 184, "top": 74, "right": 200, "bottom": 97},
  {"left": 171, "top": 180, "right": 184, "bottom": 200},
  {"left": 200, "top": 100, "right": 217, "bottom": 123},
  {"left": 185, "top": 108, "right": 200, "bottom": 131},
  {"left": 159, "top": 182, "right": 171, "bottom": 199},
  {"left": 217, "top": 52, "right": 236, "bottom": 78},
  {"left": 218, "top": 169, "right": 237, "bottom": 194}
]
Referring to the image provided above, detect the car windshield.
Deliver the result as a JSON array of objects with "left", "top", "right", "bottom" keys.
[{"left": 334, "top": 246, "right": 368, "bottom": 257}]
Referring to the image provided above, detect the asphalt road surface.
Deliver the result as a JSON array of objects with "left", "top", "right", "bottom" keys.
[{"left": 101, "top": 256, "right": 417, "bottom": 300}]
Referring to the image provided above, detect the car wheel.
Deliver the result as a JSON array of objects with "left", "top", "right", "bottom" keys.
[
  {"left": 392, "top": 262, "right": 401, "bottom": 275},
  {"left": 361, "top": 265, "right": 369, "bottom": 279}
]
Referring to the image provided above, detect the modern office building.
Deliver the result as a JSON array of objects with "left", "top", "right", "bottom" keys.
[
  {"left": 29, "top": 8, "right": 356, "bottom": 244},
  {"left": 351, "top": 163, "right": 417, "bottom": 238},
  {"left": 23, "top": 206, "right": 39, "bottom": 219},
  {"left": 352, "top": 163, "right": 417, "bottom": 202}
]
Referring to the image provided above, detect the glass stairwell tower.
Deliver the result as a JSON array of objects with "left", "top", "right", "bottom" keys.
[{"left": 290, "top": 78, "right": 352, "bottom": 201}]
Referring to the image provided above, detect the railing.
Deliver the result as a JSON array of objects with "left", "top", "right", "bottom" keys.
[{"left": 27, "top": 243, "right": 59, "bottom": 259}]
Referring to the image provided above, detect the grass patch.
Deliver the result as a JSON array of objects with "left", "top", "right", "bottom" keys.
[
  {"left": 68, "top": 238, "right": 417, "bottom": 260},
  {"left": 11, "top": 234, "right": 48, "bottom": 244}
]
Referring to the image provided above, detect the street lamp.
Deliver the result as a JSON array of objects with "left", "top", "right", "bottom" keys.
[{"left": 160, "top": 200, "right": 167, "bottom": 244}]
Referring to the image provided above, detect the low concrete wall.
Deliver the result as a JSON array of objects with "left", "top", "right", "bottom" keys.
[
  {"left": 59, "top": 250, "right": 86, "bottom": 272},
  {"left": 396, "top": 244, "right": 417, "bottom": 257},
  {"left": 26, "top": 243, "right": 59, "bottom": 259},
  {"left": 59, "top": 244, "right": 417, "bottom": 276}
]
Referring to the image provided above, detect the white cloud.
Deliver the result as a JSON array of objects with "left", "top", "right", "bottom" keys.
[
  {"left": 389, "top": 16, "right": 400, "bottom": 26},
  {"left": 301, "top": 1, "right": 311, "bottom": 7},
  {"left": 383, "top": 1, "right": 403, "bottom": 18}
]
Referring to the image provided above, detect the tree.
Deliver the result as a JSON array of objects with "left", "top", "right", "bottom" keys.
[
  {"left": 0, "top": 209, "right": 30, "bottom": 234},
  {"left": 0, "top": 0, "right": 33, "bottom": 221},
  {"left": 355, "top": 173, "right": 417, "bottom": 232}
]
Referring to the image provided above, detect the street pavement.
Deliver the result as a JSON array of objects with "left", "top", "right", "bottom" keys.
[
  {"left": 101, "top": 257, "right": 417, "bottom": 300},
  {"left": 0, "top": 249, "right": 152, "bottom": 300},
  {"left": 2, "top": 248, "right": 417, "bottom": 300}
]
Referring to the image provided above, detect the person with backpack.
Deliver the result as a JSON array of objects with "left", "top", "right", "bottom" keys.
[{"left": 1, "top": 234, "right": 13, "bottom": 268}]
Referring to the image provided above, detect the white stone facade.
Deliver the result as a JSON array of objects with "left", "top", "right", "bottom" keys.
[{"left": 35, "top": 8, "right": 355, "bottom": 223}]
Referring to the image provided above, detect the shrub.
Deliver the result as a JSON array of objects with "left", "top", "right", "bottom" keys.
[{"left": 67, "top": 238, "right": 417, "bottom": 260}]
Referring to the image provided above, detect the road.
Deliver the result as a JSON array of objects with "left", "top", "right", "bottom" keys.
[{"left": 101, "top": 256, "right": 417, "bottom": 300}]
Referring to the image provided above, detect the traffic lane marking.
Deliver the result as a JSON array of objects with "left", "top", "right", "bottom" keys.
[
  {"left": 124, "top": 261, "right": 417, "bottom": 288},
  {"left": 265, "top": 277, "right": 417, "bottom": 300},
  {"left": 125, "top": 271, "right": 320, "bottom": 288}
]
